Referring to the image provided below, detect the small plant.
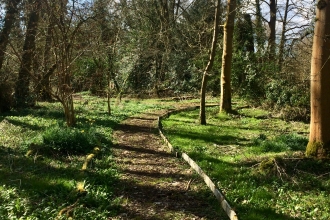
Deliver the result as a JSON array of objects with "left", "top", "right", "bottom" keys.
[
  {"left": 252, "top": 133, "right": 307, "bottom": 153},
  {"left": 42, "top": 126, "right": 97, "bottom": 154}
]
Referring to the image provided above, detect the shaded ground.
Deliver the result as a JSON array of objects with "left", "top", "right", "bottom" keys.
[{"left": 112, "top": 106, "right": 224, "bottom": 219}]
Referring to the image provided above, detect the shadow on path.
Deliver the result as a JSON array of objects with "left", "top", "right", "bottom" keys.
[{"left": 112, "top": 109, "right": 224, "bottom": 219}]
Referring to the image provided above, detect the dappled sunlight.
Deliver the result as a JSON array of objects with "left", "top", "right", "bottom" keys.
[{"left": 162, "top": 105, "right": 329, "bottom": 220}]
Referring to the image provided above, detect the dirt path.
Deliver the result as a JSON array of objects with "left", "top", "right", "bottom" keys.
[{"left": 111, "top": 107, "right": 222, "bottom": 219}]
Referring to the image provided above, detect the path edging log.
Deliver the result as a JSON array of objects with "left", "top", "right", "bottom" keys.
[{"left": 158, "top": 105, "right": 238, "bottom": 220}]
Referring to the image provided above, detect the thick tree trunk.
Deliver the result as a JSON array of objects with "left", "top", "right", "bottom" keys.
[
  {"left": 306, "top": 0, "right": 330, "bottom": 158},
  {"left": 199, "top": 0, "right": 221, "bottom": 125},
  {"left": 220, "top": 0, "right": 236, "bottom": 113},
  {"left": 15, "top": 0, "right": 41, "bottom": 107},
  {"left": 0, "top": 0, "right": 21, "bottom": 71}
]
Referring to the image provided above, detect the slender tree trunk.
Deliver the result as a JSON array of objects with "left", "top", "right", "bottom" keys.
[
  {"left": 243, "top": 14, "right": 254, "bottom": 54},
  {"left": 0, "top": 0, "right": 21, "bottom": 71},
  {"left": 220, "top": 0, "right": 236, "bottom": 113},
  {"left": 255, "top": 0, "right": 265, "bottom": 53},
  {"left": 96, "top": 0, "right": 120, "bottom": 110},
  {"left": 175, "top": 0, "right": 180, "bottom": 17},
  {"left": 106, "top": 47, "right": 117, "bottom": 115},
  {"left": 39, "top": 19, "right": 54, "bottom": 101},
  {"left": 155, "top": 0, "right": 172, "bottom": 96},
  {"left": 15, "top": 0, "right": 41, "bottom": 107},
  {"left": 268, "top": 0, "right": 277, "bottom": 59},
  {"left": 199, "top": 0, "right": 221, "bottom": 125},
  {"left": 306, "top": 0, "right": 330, "bottom": 158},
  {"left": 278, "top": 0, "right": 289, "bottom": 69},
  {"left": 57, "top": 0, "right": 75, "bottom": 127}
]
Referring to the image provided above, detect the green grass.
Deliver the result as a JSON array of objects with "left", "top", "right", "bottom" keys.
[
  {"left": 0, "top": 95, "right": 165, "bottom": 219},
  {"left": 162, "top": 103, "right": 330, "bottom": 220}
]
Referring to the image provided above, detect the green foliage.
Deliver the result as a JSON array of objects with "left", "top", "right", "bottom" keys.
[
  {"left": 231, "top": 52, "right": 267, "bottom": 103},
  {"left": 251, "top": 134, "right": 308, "bottom": 153},
  {"left": 265, "top": 78, "right": 309, "bottom": 108},
  {"left": 73, "top": 58, "right": 107, "bottom": 94},
  {"left": 162, "top": 103, "right": 330, "bottom": 220},
  {"left": 0, "top": 94, "right": 169, "bottom": 219},
  {"left": 42, "top": 126, "right": 97, "bottom": 154},
  {"left": 264, "top": 78, "right": 310, "bottom": 121}
]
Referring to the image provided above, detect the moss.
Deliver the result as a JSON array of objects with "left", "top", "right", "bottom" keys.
[
  {"left": 259, "top": 157, "right": 275, "bottom": 175},
  {"left": 306, "top": 141, "right": 324, "bottom": 158}
]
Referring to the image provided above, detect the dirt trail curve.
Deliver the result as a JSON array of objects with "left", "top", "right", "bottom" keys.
[{"left": 111, "top": 105, "right": 222, "bottom": 220}]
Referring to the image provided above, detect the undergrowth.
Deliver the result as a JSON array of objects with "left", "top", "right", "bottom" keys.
[
  {"left": 162, "top": 103, "right": 330, "bottom": 220},
  {"left": 0, "top": 95, "right": 164, "bottom": 219}
]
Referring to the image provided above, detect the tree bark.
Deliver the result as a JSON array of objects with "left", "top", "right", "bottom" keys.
[
  {"left": 278, "top": 0, "right": 290, "bottom": 69},
  {"left": 255, "top": 0, "right": 265, "bottom": 53},
  {"left": 306, "top": 0, "right": 330, "bottom": 158},
  {"left": 15, "top": 0, "right": 41, "bottom": 107},
  {"left": 0, "top": 0, "right": 21, "bottom": 71},
  {"left": 268, "top": 0, "right": 277, "bottom": 59},
  {"left": 39, "top": 18, "right": 55, "bottom": 101},
  {"left": 199, "top": 0, "right": 221, "bottom": 125},
  {"left": 220, "top": 0, "right": 236, "bottom": 113}
]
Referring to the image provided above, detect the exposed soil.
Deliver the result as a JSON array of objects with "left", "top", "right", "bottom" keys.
[{"left": 111, "top": 105, "right": 224, "bottom": 219}]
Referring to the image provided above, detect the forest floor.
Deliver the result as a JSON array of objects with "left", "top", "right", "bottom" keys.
[{"left": 111, "top": 104, "right": 225, "bottom": 219}]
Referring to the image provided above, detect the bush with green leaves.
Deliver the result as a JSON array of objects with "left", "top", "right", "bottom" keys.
[
  {"left": 42, "top": 126, "right": 98, "bottom": 154},
  {"left": 251, "top": 133, "right": 308, "bottom": 153},
  {"left": 73, "top": 58, "right": 107, "bottom": 94}
]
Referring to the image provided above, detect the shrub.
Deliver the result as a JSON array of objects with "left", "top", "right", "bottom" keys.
[
  {"left": 42, "top": 126, "right": 97, "bottom": 154},
  {"left": 252, "top": 134, "right": 307, "bottom": 153}
]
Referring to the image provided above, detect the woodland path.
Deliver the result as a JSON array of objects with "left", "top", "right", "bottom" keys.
[{"left": 111, "top": 104, "right": 223, "bottom": 219}]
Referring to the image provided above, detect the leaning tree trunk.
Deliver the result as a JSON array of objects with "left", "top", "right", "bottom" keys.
[
  {"left": 306, "top": 0, "right": 330, "bottom": 158},
  {"left": 199, "top": 0, "right": 221, "bottom": 125},
  {"left": 15, "top": 0, "right": 41, "bottom": 107},
  {"left": 220, "top": 0, "right": 236, "bottom": 113},
  {"left": 0, "top": 0, "right": 21, "bottom": 71}
]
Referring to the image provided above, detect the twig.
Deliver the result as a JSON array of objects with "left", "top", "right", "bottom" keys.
[
  {"left": 317, "top": 172, "right": 330, "bottom": 178},
  {"left": 273, "top": 159, "right": 288, "bottom": 182},
  {"left": 186, "top": 178, "right": 194, "bottom": 191}
]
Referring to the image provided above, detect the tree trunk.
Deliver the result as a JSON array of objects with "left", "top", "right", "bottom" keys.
[
  {"left": 268, "top": 0, "right": 277, "bottom": 59},
  {"left": 0, "top": 0, "right": 21, "bottom": 71},
  {"left": 255, "top": 0, "right": 265, "bottom": 53},
  {"left": 278, "top": 0, "right": 290, "bottom": 69},
  {"left": 306, "top": 0, "right": 330, "bottom": 158},
  {"left": 220, "top": 0, "right": 236, "bottom": 113},
  {"left": 39, "top": 19, "right": 55, "bottom": 101},
  {"left": 199, "top": 0, "right": 221, "bottom": 125},
  {"left": 62, "top": 94, "right": 75, "bottom": 127},
  {"left": 106, "top": 48, "right": 117, "bottom": 115},
  {"left": 15, "top": 0, "right": 41, "bottom": 107}
]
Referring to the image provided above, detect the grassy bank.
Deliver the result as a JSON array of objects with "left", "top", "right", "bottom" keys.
[
  {"left": 0, "top": 94, "right": 164, "bottom": 219},
  {"left": 162, "top": 103, "right": 330, "bottom": 220}
]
